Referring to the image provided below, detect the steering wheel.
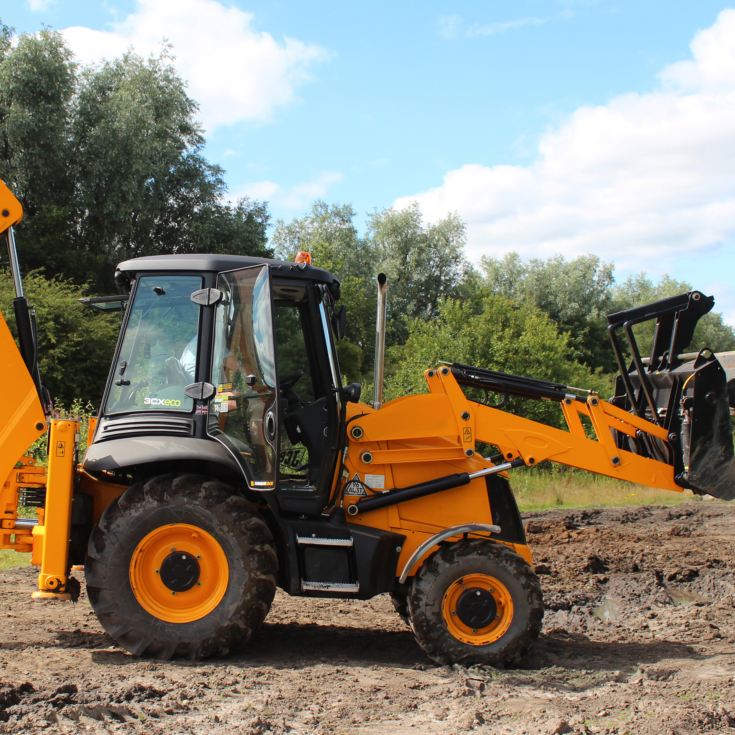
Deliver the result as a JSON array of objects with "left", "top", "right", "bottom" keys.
[{"left": 106, "top": 380, "right": 148, "bottom": 412}]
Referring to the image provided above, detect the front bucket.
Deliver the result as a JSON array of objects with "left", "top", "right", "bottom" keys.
[{"left": 683, "top": 353, "right": 735, "bottom": 500}]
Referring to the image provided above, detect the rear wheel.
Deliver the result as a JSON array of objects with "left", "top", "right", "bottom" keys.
[
  {"left": 408, "top": 540, "right": 543, "bottom": 666},
  {"left": 85, "top": 473, "right": 277, "bottom": 659}
]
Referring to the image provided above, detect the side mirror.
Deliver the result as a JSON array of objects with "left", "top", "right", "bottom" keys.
[
  {"left": 332, "top": 305, "right": 346, "bottom": 340},
  {"left": 341, "top": 382, "right": 362, "bottom": 403}
]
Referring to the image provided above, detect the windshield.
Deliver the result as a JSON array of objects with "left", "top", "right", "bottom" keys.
[{"left": 105, "top": 275, "right": 202, "bottom": 414}]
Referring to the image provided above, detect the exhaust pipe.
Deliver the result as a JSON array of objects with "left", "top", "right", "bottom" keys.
[{"left": 373, "top": 273, "right": 388, "bottom": 409}]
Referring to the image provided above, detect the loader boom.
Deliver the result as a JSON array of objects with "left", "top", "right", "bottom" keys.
[
  {"left": 0, "top": 181, "right": 47, "bottom": 541},
  {"left": 0, "top": 180, "right": 79, "bottom": 600}
]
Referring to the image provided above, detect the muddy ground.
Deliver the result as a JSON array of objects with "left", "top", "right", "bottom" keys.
[{"left": 1, "top": 501, "right": 734, "bottom": 734}]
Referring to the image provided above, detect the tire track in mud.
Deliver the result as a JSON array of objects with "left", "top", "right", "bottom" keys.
[{"left": 0, "top": 501, "right": 734, "bottom": 734}]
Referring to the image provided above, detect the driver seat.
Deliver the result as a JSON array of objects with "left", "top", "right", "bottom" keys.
[{"left": 278, "top": 397, "right": 330, "bottom": 515}]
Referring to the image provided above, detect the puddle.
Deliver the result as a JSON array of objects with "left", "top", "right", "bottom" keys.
[
  {"left": 593, "top": 597, "right": 622, "bottom": 622},
  {"left": 666, "top": 588, "right": 705, "bottom": 606}
]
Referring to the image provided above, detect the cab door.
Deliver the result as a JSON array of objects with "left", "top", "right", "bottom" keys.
[{"left": 209, "top": 266, "right": 279, "bottom": 491}]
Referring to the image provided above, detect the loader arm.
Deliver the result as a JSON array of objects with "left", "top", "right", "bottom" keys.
[
  {"left": 0, "top": 182, "right": 48, "bottom": 533},
  {"left": 0, "top": 180, "right": 81, "bottom": 601},
  {"left": 429, "top": 364, "right": 681, "bottom": 492}
]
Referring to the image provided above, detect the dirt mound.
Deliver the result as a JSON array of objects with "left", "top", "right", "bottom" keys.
[{"left": 1, "top": 501, "right": 734, "bottom": 734}]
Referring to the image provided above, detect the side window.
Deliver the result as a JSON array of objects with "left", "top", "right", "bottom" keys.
[
  {"left": 105, "top": 275, "right": 202, "bottom": 414},
  {"left": 274, "top": 303, "right": 316, "bottom": 403}
]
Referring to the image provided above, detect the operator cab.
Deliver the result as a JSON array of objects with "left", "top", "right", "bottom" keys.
[{"left": 85, "top": 254, "right": 345, "bottom": 517}]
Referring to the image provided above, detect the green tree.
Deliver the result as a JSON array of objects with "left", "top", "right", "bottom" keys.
[
  {"left": 0, "top": 28, "right": 270, "bottom": 292},
  {"left": 0, "top": 27, "right": 77, "bottom": 275},
  {"left": 272, "top": 201, "right": 377, "bottom": 372},
  {"left": 387, "top": 294, "right": 610, "bottom": 426},
  {"left": 481, "top": 253, "right": 617, "bottom": 372},
  {"left": 0, "top": 270, "right": 119, "bottom": 406},
  {"left": 369, "top": 204, "right": 469, "bottom": 345}
]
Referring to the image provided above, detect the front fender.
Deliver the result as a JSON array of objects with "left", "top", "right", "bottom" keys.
[{"left": 83, "top": 436, "right": 244, "bottom": 481}]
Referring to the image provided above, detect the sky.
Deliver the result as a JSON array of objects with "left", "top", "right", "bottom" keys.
[{"left": 6, "top": 0, "right": 735, "bottom": 322}]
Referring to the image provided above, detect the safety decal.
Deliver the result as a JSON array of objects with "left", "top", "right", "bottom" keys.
[
  {"left": 217, "top": 383, "right": 233, "bottom": 392},
  {"left": 343, "top": 473, "right": 367, "bottom": 496},
  {"left": 195, "top": 404, "right": 208, "bottom": 415},
  {"left": 364, "top": 473, "right": 385, "bottom": 489},
  {"left": 462, "top": 427, "right": 473, "bottom": 443}
]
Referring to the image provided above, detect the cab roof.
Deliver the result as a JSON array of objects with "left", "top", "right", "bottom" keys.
[{"left": 115, "top": 254, "right": 340, "bottom": 296}]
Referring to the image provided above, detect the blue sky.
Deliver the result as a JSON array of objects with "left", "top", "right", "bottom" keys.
[{"left": 7, "top": 1, "right": 735, "bottom": 321}]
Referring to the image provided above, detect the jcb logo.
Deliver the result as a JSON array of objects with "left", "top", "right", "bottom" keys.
[{"left": 144, "top": 397, "right": 182, "bottom": 407}]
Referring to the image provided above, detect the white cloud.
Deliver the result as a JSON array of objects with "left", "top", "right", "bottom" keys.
[
  {"left": 61, "top": 0, "right": 327, "bottom": 130},
  {"left": 402, "top": 8, "right": 735, "bottom": 275},
  {"left": 467, "top": 17, "right": 546, "bottom": 37},
  {"left": 27, "top": 0, "right": 54, "bottom": 11},
  {"left": 439, "top": 14, "right": 546, "bottom": 40},
  {"left": 233, "top": 171, "right": 343, "bottom": 211},
  {"left": 438, "top": 15, "right": 463, "bottom": 41}
]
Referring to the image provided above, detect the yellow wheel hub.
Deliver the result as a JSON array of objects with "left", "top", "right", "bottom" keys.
[
  {"left": 441, "top": 573, "right": 514, "bottom": 646},
  {"left": 129, "top": 523, "right": 229, "bottom": 624}
]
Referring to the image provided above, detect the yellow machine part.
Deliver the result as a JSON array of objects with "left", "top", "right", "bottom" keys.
[
  {"left": 340, "top": 364, "right": 687, "bottom": 581},
  {"left": 129, "top": 523, "right": 229, "bottom": 623},
  {"left": 31, "top": 419, "right": 78, "bottom": 598},
  {"left": 0, "top": 179, "right": 23, "bottom": 233},
  {"left": 0, "top": 313, "right": 47, "bottom": 549}
]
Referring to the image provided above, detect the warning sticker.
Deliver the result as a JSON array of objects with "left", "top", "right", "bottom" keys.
[
  {"left": 343, "top": 473, "right": 367, "bottom": 497},
  {"left": 462, "top": 427, "right": 473, "bottom": 443},
  {"left": 364, "top": 473, "right": 385, "bottom": 489}
]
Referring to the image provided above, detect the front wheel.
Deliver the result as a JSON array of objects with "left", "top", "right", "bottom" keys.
[
  {"left": 85, "top": 474, "right": 277, "bottom": 659},
  {"left": 408, "top": 539, "right": 543, "bottom": 666}
]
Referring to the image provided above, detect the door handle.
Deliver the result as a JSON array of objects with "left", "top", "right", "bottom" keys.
[{"left": 265, "top": 410, "right": 276, "bottom": 442}]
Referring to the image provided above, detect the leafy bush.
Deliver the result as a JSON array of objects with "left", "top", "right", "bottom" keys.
[{"left": 0, "top": 270, "right": 119, "bottom": 407}]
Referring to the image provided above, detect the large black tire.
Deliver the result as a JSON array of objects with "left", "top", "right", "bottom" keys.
[
  {"left": 85, "top": 473, "right": 277, "bottom": 659},
  {"left": 390, "top": 591, "right": 410, "bottom": 626},
  {"left": 408, "top": 539, "right": 543, "bottom": 666}
]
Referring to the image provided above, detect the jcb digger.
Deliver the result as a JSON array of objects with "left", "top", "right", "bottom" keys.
[{"left": 1, "top": 180, "right": 733, "bottom": 665}]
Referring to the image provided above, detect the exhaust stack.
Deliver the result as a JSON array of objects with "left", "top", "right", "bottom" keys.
[{"left": 373, "top": 273, "right": 388, "bottom": 409}]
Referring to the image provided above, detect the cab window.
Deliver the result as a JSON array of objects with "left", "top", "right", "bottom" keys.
[{"left": 105, "top": 275, "right": 202, "bottom": 414}]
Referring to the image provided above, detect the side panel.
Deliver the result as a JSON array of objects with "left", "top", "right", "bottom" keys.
[{"left": 340, "top": 398, "right": 532, "bottom": 579}]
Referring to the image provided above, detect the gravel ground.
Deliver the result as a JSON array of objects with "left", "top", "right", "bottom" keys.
[{"left": 0, "top": 501, "right": 733, "bottom": 734}]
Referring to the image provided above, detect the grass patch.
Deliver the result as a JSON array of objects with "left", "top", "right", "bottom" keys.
[
  {"left": 512, "top": 467, "right": 696, "bottom": 512},
  {"left": 0, "top": 550, "right": 30, "bottom": 570}
]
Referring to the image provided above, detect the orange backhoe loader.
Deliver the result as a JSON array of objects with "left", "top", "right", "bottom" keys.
[{"left": 1, "top": 179, "right": 732, "bottom": 665}]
